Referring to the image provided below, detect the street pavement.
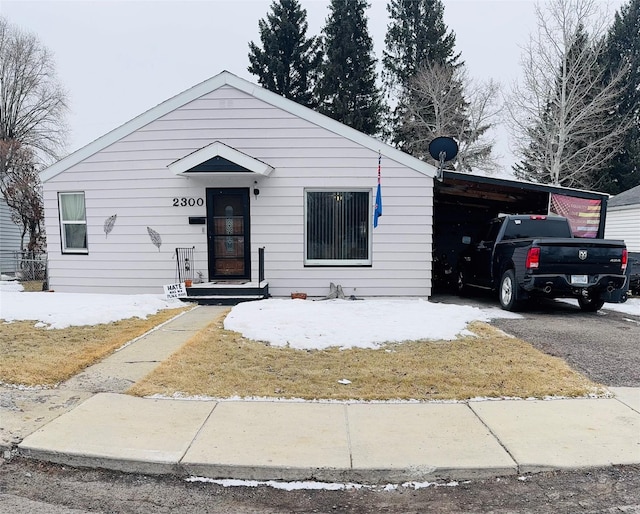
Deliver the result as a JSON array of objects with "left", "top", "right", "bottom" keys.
[{"left": 2, "top": 306, "right": 639, "bottom": 484}]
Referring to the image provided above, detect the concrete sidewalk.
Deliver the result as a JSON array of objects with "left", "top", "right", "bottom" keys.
[
  {"left": 5, "top": 306, "right": 640, "bottom": 484},
  {"left": 15, "top": 389, "right": 640, "bottom": 483},
  {"left": 0, "top": 306, "right": 220, "bottom": 449}
]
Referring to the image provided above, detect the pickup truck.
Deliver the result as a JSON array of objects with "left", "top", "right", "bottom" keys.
[{"left": 456, "top": 214, "right": 628, "bottom": 312}]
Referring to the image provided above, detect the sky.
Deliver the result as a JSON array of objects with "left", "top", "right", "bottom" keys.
[
  {"left": 0, "top": 0, "right": 626, "bottom": 174},
  {"left": 1, "top": 279, "right": 638, "bottom": 346}
]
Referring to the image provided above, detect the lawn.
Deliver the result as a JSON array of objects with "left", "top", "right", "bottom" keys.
[
  {"left": 128, "top": 311, "right": 603, "bottom": 401},
  {"left": 0, "top": 306, "right": 192, "bottom": 386},
  {"left": 1, "top": 294, "right": 604, "bottom": 400}
]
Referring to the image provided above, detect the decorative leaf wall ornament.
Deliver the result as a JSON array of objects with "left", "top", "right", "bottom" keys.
[
  {"left": 103, "top": 214, "right": 117, "bottom": 238},
  {"left": 147, "top": 226, "right": 162, "bottom": 251}
]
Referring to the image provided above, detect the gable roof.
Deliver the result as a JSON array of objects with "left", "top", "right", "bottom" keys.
[
  {"left": 608, "top": 184, "right": 640, "bottom": 208},
  {"left": 41, "top": 70, "right": 436, "bottom": 182},
  {"left": 167, "top": 141, "right": 274, "bottom": 176}
]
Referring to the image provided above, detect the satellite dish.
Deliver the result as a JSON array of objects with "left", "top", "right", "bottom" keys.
[{"left": 428, "top": 137, "right": 458, "bottom": 181}]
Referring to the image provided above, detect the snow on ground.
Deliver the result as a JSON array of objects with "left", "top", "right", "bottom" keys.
[
  {"left": 1, "top": 282, "right": 520, "bottom": 346},
  {"left": 1, "top": 280, "right": 638, "bottom": 347},
  {"left": 186, "top": 476, "right": 461, "bottom": 491},
  {"left": 560, "top": 297, "right": 640, "bottom": 317},
  {"left": 224, "top": 298, "right": 521, "bottom": 349},
  {"left": 0, "top": 282, "right": 185, "bottom": 329}
]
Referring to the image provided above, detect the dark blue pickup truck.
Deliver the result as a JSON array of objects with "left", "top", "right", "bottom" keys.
[{"left": 457, "top": 215, "right": 628, "bottom": 312}]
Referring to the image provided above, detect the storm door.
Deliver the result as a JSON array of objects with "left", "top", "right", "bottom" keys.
[{"left": 206, "top": 188, "right": 250, "bottom": 280}]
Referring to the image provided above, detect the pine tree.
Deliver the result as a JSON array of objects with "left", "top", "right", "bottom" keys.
[
  {"left": 382, "top": 0, "right": 497, "bottom": 171},
  {"left": 247, "top": 0, "right": 322, "bottom": 108},
  {"left": 382, "top": 0, "right": 464, "bottom": 156},
  {"left": 315, "top": 0, "right": 383, "bottom": 135},
  {"left": 382, "top": 0, "right": 459, "bottom": 91},
  {"left": 599, "top": 0, "right": 640, "bottom": 193}
]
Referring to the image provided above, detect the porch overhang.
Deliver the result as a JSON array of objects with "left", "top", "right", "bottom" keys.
[{"left": 168, "top": 141, "right": 274, "bottom": 176}]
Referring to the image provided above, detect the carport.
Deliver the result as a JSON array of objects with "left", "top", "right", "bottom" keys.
[{"left": 432, "top": 171, "right": 610, "bottom": 292}]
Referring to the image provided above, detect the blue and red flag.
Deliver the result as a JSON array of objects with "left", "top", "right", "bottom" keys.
[{"left": 374, "top": 152, "right": 382, "bottom": 228}]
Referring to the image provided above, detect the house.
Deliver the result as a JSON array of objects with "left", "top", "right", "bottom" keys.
[
  {"left": 0, "top": 198, "right": 22, "bottom": 275},
  {"left": 605, "top": 184, "right": 640, "bottom": 253},
  {"left": 605, "top": 184, "right": 640, "bottom": 294},
  {"left": 40, "top": 71, "right": 437, "bottom": 299}
]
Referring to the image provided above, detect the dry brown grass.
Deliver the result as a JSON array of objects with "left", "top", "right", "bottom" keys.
[
  {"left": 18, "top": 281, "right": 45, "bottom": 292},
  {"left": 0, "top": 307, "right": 192, "bottom": 386},
  {"left": 129, "top": 312, "right": 602, "bottom": 401}
]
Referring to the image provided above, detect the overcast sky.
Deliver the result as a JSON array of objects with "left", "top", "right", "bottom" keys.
[{"left": 1, "top": 0, "right": 625, "bottom": 172}]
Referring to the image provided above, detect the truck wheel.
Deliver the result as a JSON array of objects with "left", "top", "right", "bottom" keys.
[
  {"left": 578, "top": 295, "right": 605, "bottom": 312},
  {"left": 499, "top": 270, "right": 522, "bottom": 311}
]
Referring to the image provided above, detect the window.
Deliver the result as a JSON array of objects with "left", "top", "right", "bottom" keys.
[
  {"left": 502, "top": 218, "right": 572, "bottom": 240},
  {"left": 59, "top": 192, "right": 88, "bottom": 253},
  {"left": 305, "top": 190, "right": 371, "bottom": 266}
]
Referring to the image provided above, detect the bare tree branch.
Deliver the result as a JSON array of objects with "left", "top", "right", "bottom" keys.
[
  {"left": 401, "top": 62, "right": 502, "bottom": 173},
  {"left": 0, "top": 16, "right": 68, "bottom": 165},
  {"left": 0, "top": 140, "right": 45, "bottom": 252},
  {"left": 506, "top": 0, "right": 630, "bottom": 188},
  {"left": 0, "top": 16, "right": 66, "bottom": 254}
]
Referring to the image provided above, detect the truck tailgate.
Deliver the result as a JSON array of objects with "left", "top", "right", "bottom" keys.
[{"left": 534, "top": 238, "right": 627, "bottom": 275}]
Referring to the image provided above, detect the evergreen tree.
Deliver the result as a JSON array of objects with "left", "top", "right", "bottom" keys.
[
  {"left": 599, "top": 0, "right": 640, "bottom": 193},
  {"left": 248, "top": 0, "right": 322, "bottom": 108},
  {"left": 382, "top": 0, "right": 459, "bottom": 91},
  {"left": 315, "top": 0, "right": 383, "bottom": 135},
  {"left": 382, "top": 0, "right": 466, "bottom": 156}
]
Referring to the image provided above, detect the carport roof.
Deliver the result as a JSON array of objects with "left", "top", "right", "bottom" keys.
[{"left": 436, "top": 171, "right": 609, "bottom": 205}]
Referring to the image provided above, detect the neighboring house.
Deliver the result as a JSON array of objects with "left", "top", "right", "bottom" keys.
[
  {"left": 605, "top": 184, "right": 640, "bottom": 252},
  {"left": 0, "top": 198, "right": 22, "bottom": 275},
  {"left": 40, "top": 71, "right": 437, "bottom": 297}
]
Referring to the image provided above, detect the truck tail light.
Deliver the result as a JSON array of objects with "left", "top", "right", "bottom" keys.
[
  {"left": 526, "top": 247, "right": 540, "bottom": 269},
  {"left": 529, "top": 215, "right": 547, "bottom": 220},
  {"left": 622, "top": 249, "right": 628, "bottom": 272}
]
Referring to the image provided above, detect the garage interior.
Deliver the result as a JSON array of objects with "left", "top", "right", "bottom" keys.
[{"left": 431, "top": 171, "right": 609, "bottom": 293}]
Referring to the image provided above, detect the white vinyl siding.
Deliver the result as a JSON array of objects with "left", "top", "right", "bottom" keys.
[
  {"left": 605, "top": 205, "right": 640, "bottom": 252},
  {"left": 0, "top": 198, "right": 22, "bottom": 274},
  {"left": 42, "top": 83, "right": 434, "bottom": 296}
]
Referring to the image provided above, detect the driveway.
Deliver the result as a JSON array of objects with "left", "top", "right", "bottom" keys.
[{"left": 433, "top": 293, "right": 640, "bottom": 387}]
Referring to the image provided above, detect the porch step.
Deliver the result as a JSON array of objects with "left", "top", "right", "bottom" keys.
[
  {"left": 181, "top": 295, "right": 265, "bottom": 306},
  {"left": 181, "top": 281, "right": 269, "bottom": 306}
]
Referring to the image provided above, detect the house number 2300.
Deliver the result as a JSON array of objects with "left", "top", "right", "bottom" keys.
[{"left": 172, "top": 197, "right": 204, "bottom": 207}]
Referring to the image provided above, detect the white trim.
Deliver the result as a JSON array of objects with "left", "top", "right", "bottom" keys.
[
  {"left": 167, "top": 141, "right": 274, "bottom": 176},
  {"left": 58, "top": 191, "right": 89, "bottom": 254},
  {"left": 41, "top": 70, "right": 436, "bottom": 182}
]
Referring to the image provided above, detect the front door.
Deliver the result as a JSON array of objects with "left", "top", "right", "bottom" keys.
[{"left": 206, "top": 188, "right": 250, "bottom": 280}]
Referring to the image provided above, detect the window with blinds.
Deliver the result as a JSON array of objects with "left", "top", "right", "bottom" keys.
[{"left": 305, "top": 190, "right": 371, "bottom": 266}]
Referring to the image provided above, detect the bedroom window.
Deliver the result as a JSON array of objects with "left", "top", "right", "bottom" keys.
[
  {"left": 59, "top": 192, "right": 88, "bottom": 253},
  {"left": 305, "top": 190, "right": 371, "bottom": 266}
]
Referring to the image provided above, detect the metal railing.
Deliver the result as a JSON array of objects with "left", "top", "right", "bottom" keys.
[
  {"left": 175, "top": 247, "right": 195, "bottom": 282},
  {"left": 258, "top": 247, "right": 265, "bottom": 283}
]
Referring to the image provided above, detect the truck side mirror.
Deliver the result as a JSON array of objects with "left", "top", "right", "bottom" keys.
[{"left": 462, "top": 236, "right": 471, "bottom": 245}]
